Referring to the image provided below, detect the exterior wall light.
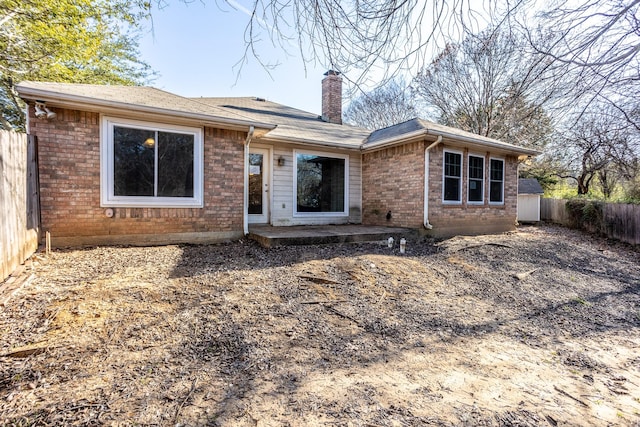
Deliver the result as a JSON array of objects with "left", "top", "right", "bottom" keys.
[
  {"left": 278, "top": 156, "right": 285, "bottom": 166},
  {"left": 34, "top": 101, "right": 57, "bottom": 120}
]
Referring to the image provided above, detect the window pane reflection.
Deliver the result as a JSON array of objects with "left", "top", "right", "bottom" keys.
[{"left": 297, "top": 154, "right": 345, "bottom": 213}]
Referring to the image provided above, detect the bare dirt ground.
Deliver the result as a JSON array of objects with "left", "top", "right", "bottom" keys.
[{"left": 0, "top": 224, "right": 639, "bottom": 426}]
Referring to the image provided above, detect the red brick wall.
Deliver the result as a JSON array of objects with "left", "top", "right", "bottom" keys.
[
  {"left": 321, "top": 72, "right": 342, "bottom": 124},
  {"left": 362, "top": 142, "right": 519, "bottom": 236},
  {"left": 427, "top": 145, "right": 518, "bottom": 236},
  {"left": 29, "top": 106, "right": 246, "bottom": 246},
  {"left": 362, "top": 141, "right": 425, "bottom": 228}
]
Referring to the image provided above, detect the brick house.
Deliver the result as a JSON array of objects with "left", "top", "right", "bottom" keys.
[
  {"left": 361, "top": 119, "right": 533, "bottom": 236},
  {"left": 16, "top": 72, "right": 538, "bottom": 246}
]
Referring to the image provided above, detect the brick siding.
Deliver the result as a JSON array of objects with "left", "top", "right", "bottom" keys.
[
  {"left": 29, "top": 106, "right": 245, "bottom": 246},
  {"left": 362, "top": 142, "right": 519, "bottom": 236},
  {"left": 321, "top": 72, "right": 342, "bottom": 124},
  {"left": 427, "top": 146, "right": 518, "bottom": 235},
  {"left": 362, "top": 141, "right": 425, "bottom": 228}
]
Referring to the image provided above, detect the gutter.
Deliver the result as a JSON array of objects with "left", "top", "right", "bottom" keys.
[
  {"left": 362, "top": 129, "right": 429, "bottom": 152},
  {"left": 262, "top": 134, "right": 366, "bottom": 151},
  {"left": 243, "top": 126, "right": 255, "bottom": 235},
  {"left": 15, "top": 84, "right": 276, "bottom": 131},
  {"left": 431, "top": 129, "right": 540, "bottom": 157},
  {"left": 424, "top": 135, "right": 443, "bottom": 230},
  {"left": 363, "top": 128, "right": 540, "bottom": 158}
]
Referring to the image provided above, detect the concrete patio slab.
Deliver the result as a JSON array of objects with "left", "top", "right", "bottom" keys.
[{"left": 248, "top": 224, "right": 418, "bottom": 248}]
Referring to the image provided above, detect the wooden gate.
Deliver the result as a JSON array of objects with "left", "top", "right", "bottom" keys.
[{"left": 1, "top": 131, "right": 40, "bottom": 282}]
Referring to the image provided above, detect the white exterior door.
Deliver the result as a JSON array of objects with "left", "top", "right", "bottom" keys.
[{"left": 248, "top": 147, "right": 270, "bottom": 224}]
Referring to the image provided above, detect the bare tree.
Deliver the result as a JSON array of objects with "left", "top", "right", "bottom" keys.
[
  {"left": 552, "top": 104, "right": 638, "bottom": 195},
  {"left": 233, "top": 1, "right": 639, "bottom": 84},
  {"left": 411, "top": 28, "right": 557, "bottom": 150},
  {"left": 343, "top": 79, "right": 417, "bottom": 129},
  {"left": 526, "top": 0, "right": 640, "bottom": 79},
  {"left": 524, "top": 1, "right": 640, "bottom": 126},
  {"left": 233, "top": 0, "right": 516, "bottom": 86}
]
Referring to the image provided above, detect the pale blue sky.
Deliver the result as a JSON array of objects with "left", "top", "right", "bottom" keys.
[{"left": 139, "top": 1, "right": 328, "bottom": 115}]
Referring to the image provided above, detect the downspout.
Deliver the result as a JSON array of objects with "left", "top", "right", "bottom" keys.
[
  {"left": 424, "top": 135, "right": 443, "bottom": 230},
  {"left": 243, "top": 126, "right": 255, "bottom": 236}
]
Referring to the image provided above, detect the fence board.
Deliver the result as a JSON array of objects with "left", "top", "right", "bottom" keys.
[
  {"left": 606, "top": 203, "right": 640, "bottom": 245},
  {"left": 540, "top": 198, "right": 569, "bottom": 225},
  {"left": 1, "top": 131, "right": 40, "bottom": 282},
  {"left": 540, "top": 198, "right": 639, "bottom": 245}
]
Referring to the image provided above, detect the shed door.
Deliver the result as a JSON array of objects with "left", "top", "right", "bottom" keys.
[
  {"left": 517, "top": 195, "right": 540, "bottom": 222},
  {"left": 248, "top": 147, "right": 270, "bottom": 223}
]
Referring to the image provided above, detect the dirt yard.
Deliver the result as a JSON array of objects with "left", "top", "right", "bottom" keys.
[{"left": 0, "top": 224, "right": 639, "bottom": 426}]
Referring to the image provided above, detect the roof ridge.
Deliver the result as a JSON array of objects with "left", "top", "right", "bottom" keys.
[
  {"left": 379, "top": 117, "right": 421, "bottom": 131},
  {"left": 188, "top": 96, "right": 278, "bottom": 124},
  {"left": 194, "top": 96, "right": 320, "bottom": 117},
  {"left": 15, "top": 81, "right": 275, "bottom": 128}
]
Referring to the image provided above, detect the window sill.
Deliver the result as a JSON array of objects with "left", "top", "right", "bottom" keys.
[
  {"left": 101, "top": 199, "right": 203, "bottom": 208},
  {"left": 293, "top": 212, "right": 349, "bottom": 217}
]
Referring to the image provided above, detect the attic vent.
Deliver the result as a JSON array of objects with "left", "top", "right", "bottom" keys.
[{"left": 255, "top": 97, "right": 266, "bottom": 102}]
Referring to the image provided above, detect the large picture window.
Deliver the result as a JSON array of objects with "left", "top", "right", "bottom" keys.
[
  {"left": 102, "top": 117, "right": 203, "bottom": 207},
  {"left": 468, "top": 154, "right": 484, "bottom": 203},
  {"left": 294, "top": 151, "right": 348, "bottom": 215},
  {"left": 489, "top": 158, "right": 505, "bottom": 204},
  {"left": 443, "top": 150, "right": 462, "bottom": 203}
]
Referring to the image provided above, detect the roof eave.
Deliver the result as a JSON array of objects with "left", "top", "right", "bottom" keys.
[
  {"left": 361, "top": 129, "right": 429, "bottom": 152},
  {"left": 258, "top": 134, "right": 364, "bottom": 150},
  {"left": 15, "top": 84, "right": 275, "bottom": 131},
  {"left": 431, "top": 129, "right": 541, "bottom": 157},
  {"left": 361, "top": 127, "right": 541, "bottom": 157}
]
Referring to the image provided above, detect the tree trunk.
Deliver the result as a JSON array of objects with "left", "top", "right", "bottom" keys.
[{"left": 577, "top": 173, "right": 590, "bottom": 195}]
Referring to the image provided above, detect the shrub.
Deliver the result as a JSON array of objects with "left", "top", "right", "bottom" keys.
[{"left": 565, "top": 199, "right": 605, "bottom": 234}]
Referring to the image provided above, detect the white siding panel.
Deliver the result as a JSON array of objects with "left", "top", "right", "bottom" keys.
[
  {"left": 269, "top": 144, "right": 362, "bottom": 226},
  {"left": 348, "top": 152, "right": 363, "bottom": 223},
  {"left": 271, "top": 147, "right": 294, "bottom": 225}
]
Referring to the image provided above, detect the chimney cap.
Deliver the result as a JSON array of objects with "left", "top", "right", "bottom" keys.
[{"left": 324, "top": 70, "right": 341, "bottom": 76}]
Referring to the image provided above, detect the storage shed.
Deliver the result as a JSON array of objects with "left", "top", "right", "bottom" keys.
[{"left": 517, "top": 178, "right": 544, "bottom": 222}]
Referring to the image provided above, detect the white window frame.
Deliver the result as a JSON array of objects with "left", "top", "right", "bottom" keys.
[
  {"left": 489, "top": 157, "right": 505, "bottom": 205},
  {"left": 101, "top": 116, "right": 204, "bottom": 208},
  {"left": 293, "top": 149, "right": 349, "bottom": 217},
  {"left": 442, "top": 149, "right": 463, "bottom": 204},
  {"left": 467, "top": 153, "right": 485, "bottom": 205}
]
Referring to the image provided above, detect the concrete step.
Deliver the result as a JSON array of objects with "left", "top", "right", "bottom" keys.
[{"left": 248, "top": 225, "right": 418, "bottom": 248}]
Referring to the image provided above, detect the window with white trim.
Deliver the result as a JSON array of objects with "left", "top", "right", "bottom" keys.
[
  {"left": 468, "top": 154, "right": 484, "bottom": 203},
  {"left": 489, "top": 158, "right": 505, "bottom": 204},
  {"left": 443, "top": 150, "right": 463, "bottom": 203},
  {"left": 294, "top": 151, "right": 348, "bottom": 215},
  {"left": 101, "top": 117, "right": 203, "bottom": 207}
]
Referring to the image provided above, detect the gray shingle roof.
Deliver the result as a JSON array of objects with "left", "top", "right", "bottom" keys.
[
  {"left": 16, "top": 82, "right": 541, "bottom": 156},
  {"left": 364, "top": 118, "right": 540, "bottom": 156},
  {"left": 365, "top": 118, "right": 427, "bottom": 144},
  {"left": 195, "top": 97, "right": 370, "bottom": 148},
  {"left": 518, "top": 178, "right": 545, "bottom": 194},
  {"left": 15, "top": 81, "right": 273, "bottom": 128}
]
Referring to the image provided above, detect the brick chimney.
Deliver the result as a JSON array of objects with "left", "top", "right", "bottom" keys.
[{"left": 322, "top": 70, "right": 342, "bottom": 124}]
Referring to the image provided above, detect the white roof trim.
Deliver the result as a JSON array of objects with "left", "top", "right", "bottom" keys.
[
  {"left": 16, "top": 83, "right": 276, "bottom": 131},
  {"left": 258, "top": 134, "right": 364, "bottom": 150},
  {"left": 362, "top": 127, "right": 540, "bottom": 157}
]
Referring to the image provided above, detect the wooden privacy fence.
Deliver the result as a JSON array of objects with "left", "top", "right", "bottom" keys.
[
  {"left": 541, "top": 198, "right": 640, "bottom": 245},
  {"left": 1, "top": 130, "right": 40, "bottom": 282}
]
